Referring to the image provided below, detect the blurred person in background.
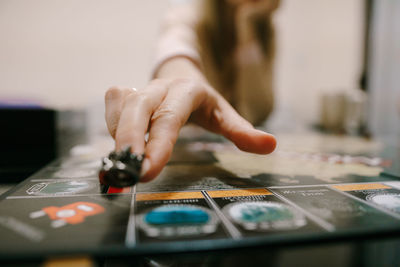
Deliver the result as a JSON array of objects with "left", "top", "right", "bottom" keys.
[{"left": 104, "top": 0, "right": 279, "bottom": 182}]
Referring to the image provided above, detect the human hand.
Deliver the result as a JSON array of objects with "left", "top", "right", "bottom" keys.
[{"left": 105, "top": 78, "right": 276, "bottom": 182}]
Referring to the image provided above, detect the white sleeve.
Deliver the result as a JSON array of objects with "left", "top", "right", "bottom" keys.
[{"left": 151, "top": 1, "right": 202, "bottom": 78}]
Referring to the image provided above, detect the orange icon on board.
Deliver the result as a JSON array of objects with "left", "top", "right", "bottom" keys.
[{"left": 30, "top": 202, "right": 105, "bottom": 228}]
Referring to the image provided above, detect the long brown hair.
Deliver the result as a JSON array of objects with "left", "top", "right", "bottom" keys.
[{"left": 196, "top": 0, "right": 278, "bottom": 97}]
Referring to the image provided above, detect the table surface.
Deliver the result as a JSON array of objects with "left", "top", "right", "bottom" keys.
[{"left": 1, "top": 131, "right": 400, "bottom": 266}]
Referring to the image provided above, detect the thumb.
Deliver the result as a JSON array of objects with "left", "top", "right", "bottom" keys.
[{"left": 213, "top": 99, "right": 276, "bottom": 154}]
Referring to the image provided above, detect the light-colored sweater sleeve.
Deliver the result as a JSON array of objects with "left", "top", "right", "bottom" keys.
[{"left": 151, "top": 2, "right": 202, "bottom": 79}]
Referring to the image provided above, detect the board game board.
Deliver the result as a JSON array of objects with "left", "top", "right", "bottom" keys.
[{"left": 1, "top": 131, "right": 399, "bottom": 260}]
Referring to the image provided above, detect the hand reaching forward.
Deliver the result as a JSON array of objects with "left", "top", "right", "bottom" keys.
[{"left": 105, "top": 77, "right": 276, "bottom": 183}]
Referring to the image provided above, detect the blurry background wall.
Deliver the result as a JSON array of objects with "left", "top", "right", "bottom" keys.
[
  {"left": 0, "top": 0, "right": 170, "bottom": 108},
  {"left": 274, "top": 0, "right": 364, "bottom": 125},
  {"left": 0, "top": 0, "right": 364, "bottom": 126},
  {"left": 368, "top": 0, "right": 400, "bottom": 141}
]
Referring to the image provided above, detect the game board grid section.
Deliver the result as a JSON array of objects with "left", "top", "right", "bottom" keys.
[
  {"left": 3, "top": 153, "right": 400, "bottom": 250},
  {"left": 2, "top": 180, "right": 400, "bottom": 254},
  {"left": 3, "top": 157, "right": 135, "bottom": 199},
  {"left": 5, "top": 177, "right": 135, "bottom": 199},
  {"left": 0, "top": 193, "right": 133, "bottom": 254},
  {"left": 126, "top": 182, "right": 400, "bottom": 247}
]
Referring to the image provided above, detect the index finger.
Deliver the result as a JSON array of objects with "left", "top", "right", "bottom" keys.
[
  {"left": 114, "top": 80, "right": 169, "bottom": 154},
  {"left": 140, "top": 80, "right": 207, "bottom": 182}
]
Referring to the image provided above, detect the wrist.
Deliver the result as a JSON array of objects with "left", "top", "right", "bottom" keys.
[{"left": 155, "top": 56, "right": 204, "bottom": 81}]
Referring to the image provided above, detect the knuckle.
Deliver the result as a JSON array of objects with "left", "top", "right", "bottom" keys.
[
  {"left": 108, "top": 85, "right": 122, "bottom": 91},
  {"left": 169, "top": 77, "right": 196, "bottom": 89},
  {"left": 122, "top": 88, "right": 134, "bottom": 95},
  {"left": 152, "top": 107, "right": 182, "bottom": 127},
  {"left": 174, "top": 78, "right": 207, "bottom": 96},
  {"left": 124, "top": 91, "right": 150, "bottom": 107},
  {"left": 105, "top": 86, "right": 122, "bottom": 101},
  {"left": 136, "top": 92, "right": 151, "bottom": 106}
]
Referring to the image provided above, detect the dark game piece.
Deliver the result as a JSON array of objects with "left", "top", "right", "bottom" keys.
[{"left": 99, "top": 147, "right": 144, "bottom": 187}]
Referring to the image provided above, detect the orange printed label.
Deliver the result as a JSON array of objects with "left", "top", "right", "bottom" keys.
[
  {"left": 207, "top": 188, "right": 272, "bottom": 198},
  {"left": 332, "top": 183, "right": 391, "bottom": 191},
  {"left": 136, "top": 191, "right": 204, "bottom": 201}
]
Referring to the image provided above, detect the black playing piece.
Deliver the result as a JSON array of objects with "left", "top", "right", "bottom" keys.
[{"left": 99, "top": 147, "right": 144, "bottom": 187}]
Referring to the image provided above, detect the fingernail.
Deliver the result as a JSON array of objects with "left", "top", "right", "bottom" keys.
[{"left": 140, "top": 158, "right": 151, "bottom": 178}]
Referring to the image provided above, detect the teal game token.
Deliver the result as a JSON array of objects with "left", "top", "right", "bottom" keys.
[
  {"left": 145, "top": 205, "right": 209, "bottom": 225},
  {"left": 224, "top": 201, "right": 306, "bottom": 231},
  {"left": 138, "top": 204, "right": 219, "bottom": 238}
]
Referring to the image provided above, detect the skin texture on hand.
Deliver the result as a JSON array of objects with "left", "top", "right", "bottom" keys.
[{"left": 105, "top": 57, "right": 276, "bottom": 182}]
